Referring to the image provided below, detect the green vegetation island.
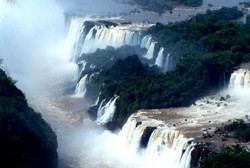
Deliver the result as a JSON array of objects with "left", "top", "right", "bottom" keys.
[
  {"left": 0, "top": 68, "right": 58, "bottom": 168},
  {"left": 83, "top": 7, "right": 249, "bottom": 129}
]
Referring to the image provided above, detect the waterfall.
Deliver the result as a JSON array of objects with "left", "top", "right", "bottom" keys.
[
  {"left": 74, "top": 74, "right": 88, "bottom": 97},
  {"left": 129, "top": 122, "right": 152, "bottom": 152},
  {"left": 96, "top": 96, "right": 119, "bottom": 124},
  {"left": 144, "top": 42, "right": 156, "bottom": 60},
  {"left": 63, "top": 17, "right": 88, "bottom": 61},
  {"left": 141, "top": 36, "right": 152, "bottom": 49},
  {"left": 80, "top": 25, "right": 141, "bottom": 54},
  {"left": 88, "top": 73, "right": 96, "bottom": 82},
  {"left": 118, "top": 114, "right": 138, "bottom": 145},
  {"left": 164, "top": 53, "right": 171, "bottom": 72},
  {"left": 118, "top": 112, "right": 195, "bottom": 168},
  {"left": 229, "top": 69, "right": 250, "bottom": 89},
  {"left": 66, "top": 17, "right": 173, "bottom": 70},
  {"left": 66, "top": 18, "right": 145, "bottom": 59},
  {"left": 146, "top": 128, "right": 195, "bottom": 168},
  {"left": 93, "top": 92, "right": 101, "bottom": 106},
  {"left": 78, "top": 60, "right": 87, "bottom": 78},
  {"left": 155, "top": 48, "right": 164, "bottom": 67}
]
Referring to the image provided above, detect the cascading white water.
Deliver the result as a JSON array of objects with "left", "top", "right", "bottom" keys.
[
  {"left": 129, "top": 123, "right": 149, "bottom": 152},
  {"left": 77, "top": 60, "right": 87, "bottom": 77},
  {"left": 96, "top": 96, "right": 119, "bottom": 124},
  {"left": 118, "top": 112, "right": 195, "bottom": 168},
  {"left": 118, "top": 114, "right": 138, "bottom": 145},
  {"left": 69, "top": 17, "right": 175, "bottom": 96},
  {"left": 65, "top": 17, "right": 172, "bottom": 68},
  {"left": 141, "top": 36, "right": 152, "bottom": 49},
  {"left": 229, "top": 69, "right": 250, "bottom": 89},
  {"left": 140, "top": 35, "right": 158, "bottom": 60},
  {"left": 66, "top": 17, "right": 145, "bottom": 60},
  {"left": 80, "top": 24, "right": 142, "bottom": 54},
  {"left": 97, "top": 99, "right": 107, "bottom": 119},
  {"left": 93, "top": 92, "right": 101, "bottom": 106},
  {"left": 74, "top": 74, "right": 88, "bottom": 97},
  {"left": 144, "top": 42, "right": 156, "bottom": 60},
  {"left": 155, "top": 48, "right": 164, "bottom": 67},
  {"left": 164, "top": 53, "right": 171, "bottom": 72},
  {"left": 67, "top": 17, "right": 170, "bottom": 97},
  {"left": 146, "top": 128, "right": 180, "bottom": 156},
  {"left": 145, "top": 128, "right": 195, "bottom": 168},
  {"left": 62, "top": 17, "right": 87, "bottom": 60}
]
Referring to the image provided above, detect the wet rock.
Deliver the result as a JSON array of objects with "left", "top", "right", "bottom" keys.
[
  {"left": 203, "top": 131, "right": 212, "bottom": 138},
  {"left": 223, "top": 133, "right": 230, "bottom": 138},
  {"left": 190, "top": 144, "right": 210, "bottom": 168},
  {"left": 220, "top": 96, "right": 226, "bottom": 101},
  {"left": 222, "top": 138, "right": 227, "bottom": 141},
  {"left": 226, "top": 94, "right": 231, "bottom": 99},
  {"left": 136, "top": 121, "right": 142, "bottom": 127},
  {"left": 87, "top": 104, "right": 99, "bottom": 120},
  {"left": 202, "top": 128, "right": 207, "bottom": 131},
  {"left": 214, "top": 128, "right": 223, "bottom": 134},
  {"left": 140, "top": 127, "right": 156, "bottom": 148}
]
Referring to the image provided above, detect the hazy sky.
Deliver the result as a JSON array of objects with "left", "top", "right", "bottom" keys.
[{"left": 57, "top": 0, "right": 134, "bottom": 16}]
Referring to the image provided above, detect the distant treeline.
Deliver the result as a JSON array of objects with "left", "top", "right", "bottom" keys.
[{"left": 133, "top": 0, "right": 202, "bottom": 13}]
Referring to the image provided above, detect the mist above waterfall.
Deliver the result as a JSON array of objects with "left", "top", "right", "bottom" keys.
[
  {"left": 0, "top": 0, "right": 77, "bottom": 94},
  {"left": 0, "top": 1, "right": 164, "bottom": 168}
]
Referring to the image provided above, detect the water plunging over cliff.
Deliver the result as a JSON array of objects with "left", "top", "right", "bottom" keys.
[
  {"left": 74, "top": 74, "right": 88, "bottom": 97},
  {"left": 65, "top": 17, "right": 173, "bottom": 71},
  {"left": 229, "top": 69, "right": 250, "bottom": 89},
  {"left": 118, "top": 112, "right": 195, "bottom": 168},
  {"left": 96, "top": 96, "right": 119, "bottom": 125},
  {"left": 67, "top": 17, "right": 176, "bottom": 105}
]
